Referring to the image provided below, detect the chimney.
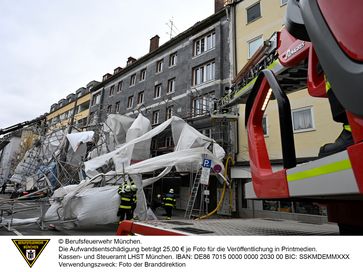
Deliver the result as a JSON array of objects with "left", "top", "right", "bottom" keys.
[
  {"left": 102, "top": 73, "right": 112, "bottom": 81},
  {"left": 215, "top": 0, "right": 226, "bottom": 13},
  {"left": 149, "top": 35, "right": 160, "bottom": 53},
  {"left": 127, "top": 57, "right": 136, "bottom": 66}
]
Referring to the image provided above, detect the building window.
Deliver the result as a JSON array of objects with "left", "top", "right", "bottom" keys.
[
  {"left": 247, "top": 2, "right": 261, "bottom": 23},
  {"left": 248, "top": 36, "right": 263, "bottom": 58},
  {"left": 117, "top": 81, "right": 123, "bottom": 92},
  {"left": 152, "top": 110, "right": 160, "bottom": 125},
  {"left": 78, "top": 117, "right": 88, "bottom": 127},
  {"left": 194, "top": 32, "right": 216, "bottom": 56},
  {"left": 262, "top": 116, "right": 268, "bottom": 136},
  {"left": 107, "top": 105, "right": 112, "bottom": 113},
  {"left": 91, "top": 93, "right": 101, "bottom": 106},
  {"left": 156, "top": 60, "right": 163, "bottom": 73},
  {"left": 193, "top": 61, "right": 215, "bottom": 86},
  {"left": 137, "top": 91, "right": 144, "bottom": 104},
  {"left": 167, "top": 78, "right": 175, "bottom": 94},
  {"left": 130, "top": 74, "right": 136, "bottom": 86},
  {"left": 127, "top": 96, "right": 133, "bottom": 109},
  {"left": 115, "top": 101, "right": 120, "bottom": 113},
  {"left": 154, "top": 84, "right": 161, "bottom": 99},
  {"left": 109, "top": 85, "right": 115, "bottom": 96},
  {"left": 165, "top": 136, "right": 173, "bottom": 147},
  {"left": 281, "top": 0, "right": 288, "bottom": 6},
  {"left": 78, "top": 101, "right": 89, "bottom": 113},
  {"left": 140, "top": 68, "right": 146, "bottom": 81},
  {"left": 166, "top": 105, "right": 174, "bottom": 119},
  {"left": 169, "top": 52, "right": 177, "bottom": 67},
  {"left": 192, "top": 92, "right": 215, "bottom": 116},
  {"left": 292, "top": 107, "right": 314, "bottom": 132},
  {"left": 200, "top": 128, "right": 212, "bottom": 138}
]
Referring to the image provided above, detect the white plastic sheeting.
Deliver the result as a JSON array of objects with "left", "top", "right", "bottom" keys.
[
  {"left": 104, "top": 114, "right": 134, "bottom": 148},
  {"left": 44, "top": 146, "right": 223, "bottom": 228},
  {"left": 127, "top": 147, "right": 223, "bottom": 187},
  {"left": 44, "top": 115, "right": 226, "bottom": 228},
  {"left": 88, "top": 114, "right": 134, "bottom": 159},
  {"left": 66, "top": 131, "right": 94, "bottom": 152},
  {"left": 44, "top": 184, "right": 120, "bottom": 228},
  {"left": 125, "top": 114, "right": 151, "bottom": 161},
  {"left": 84, "top": 115, "right": 225, "bottom": 175}
]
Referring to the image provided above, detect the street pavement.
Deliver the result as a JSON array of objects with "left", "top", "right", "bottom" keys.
[{"left": 0, "top": 194, "right": 339, "bottom": 236}]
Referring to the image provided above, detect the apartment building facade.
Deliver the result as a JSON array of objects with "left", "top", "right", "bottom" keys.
[
  {"left": 227, "top": 0, "right": 342, "bottom": 221},
  {"left": 46, "top": 80, "right": 99, "bottom": 131},
  {"left": 88, "top": 8, "right": 232, "bottom": 210}
]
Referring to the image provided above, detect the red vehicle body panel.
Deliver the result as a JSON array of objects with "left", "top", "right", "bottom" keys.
[
  {"left": 247, "top": 76, "right": 290, "bottom": 198},
  {"left": 116, "top": 220, "right": 186, "bottom": 236},
  {"left": 318, "top": 0, "right": 363, "bottom": 62}
]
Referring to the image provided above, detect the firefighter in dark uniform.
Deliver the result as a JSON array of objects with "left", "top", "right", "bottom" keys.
[
  {"left": 163, "top": 189, "right": 176, "bottom": 220},
  {"left": 117, "top": 185, "right": 137, "bottom": 221},
  {"left": 319, "top": 80, "right": 353, "bottom": 157}
]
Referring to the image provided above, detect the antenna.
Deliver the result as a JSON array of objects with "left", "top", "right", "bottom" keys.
[{"left": 166, "top": 17, "right": 179, "bottom": 39}]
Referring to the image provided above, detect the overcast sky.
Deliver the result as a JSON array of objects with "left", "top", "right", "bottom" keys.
[{"left": 0, "top": 0, "right": 214, "bottom": 128}]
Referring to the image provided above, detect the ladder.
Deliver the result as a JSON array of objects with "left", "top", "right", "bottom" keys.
[{"left": 184, "top": 167, "right": 202, "bottom": 219}]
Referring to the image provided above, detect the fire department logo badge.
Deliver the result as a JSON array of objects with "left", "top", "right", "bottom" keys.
[
  {"left": 12, "top": 239, "right": 50, "bottom": 268},
  {"left": 26, "top": 249, "right": 36, "bottom": 260}
]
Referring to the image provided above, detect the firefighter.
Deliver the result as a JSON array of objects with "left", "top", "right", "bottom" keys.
[
  {"left": 163, "top": 189, "right": 176, "bottom": 220},
  {"left": 319, "top": 80, "right": 353, "bottom": 157},
  {"left": 151, "top": 194, "right": 162, "bottom": 212},
  {"left": 117, "top": 185, "right": 136, "bottom": 221}
]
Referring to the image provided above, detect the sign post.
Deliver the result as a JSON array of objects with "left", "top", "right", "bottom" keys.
[{"left": 200, "top": 158, "right": 212, "bottom": 185}]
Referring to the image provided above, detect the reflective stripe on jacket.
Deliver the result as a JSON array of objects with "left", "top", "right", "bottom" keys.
[
  {"left": 163, "top": 194, "right": 176, "bottom": 207},
  {"left": 119, "top": 191, "right": 136, "bottom": 210},
  {"left": 325, "top": 79, "right": 331, "bottom": 92}
]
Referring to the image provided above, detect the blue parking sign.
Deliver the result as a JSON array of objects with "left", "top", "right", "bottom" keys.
[{"left": 202, "top": 159, "right": 212, "bottom": 168}]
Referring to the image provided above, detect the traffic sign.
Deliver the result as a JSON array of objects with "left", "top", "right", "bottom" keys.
[
  {"left": 213, "top": 164, "right": 222, "bottom": 173},
  {"left": 200, "top": 167, "right": 211, "bottom": 185},
  {"left": 202, "top": 159, "right": 212, "bottom": 168}
]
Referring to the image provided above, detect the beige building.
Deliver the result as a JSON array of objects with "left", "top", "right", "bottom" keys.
[
  {"left": 226, "top": 0, "right": 342, "bottom": 220},
  {"left": 47, "top": 93, "right": 90, "bottom": 130},
  {"left": 46, "top": 81, "right": 98, "bottom": 131}
]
